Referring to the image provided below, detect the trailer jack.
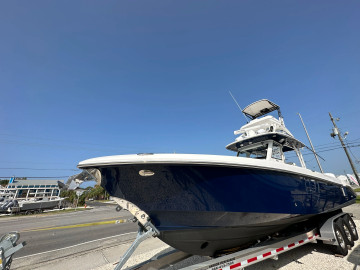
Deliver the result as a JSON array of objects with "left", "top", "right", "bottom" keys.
[
  {"left": 0, "top": 232, "right": 26, "bottom": 270},
  {"left": 112, "top": 197, "right": 160, "bottom": 270},
  {"left": 114, "top": 221, "right": 159, "bottom": 270}
]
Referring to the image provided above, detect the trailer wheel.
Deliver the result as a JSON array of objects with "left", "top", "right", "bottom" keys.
[
  {"left": 343, "top": 214, "right": 358, "bottom": 241},
  {"left": 334, "top": 221, "right": 348, "bottom": 256},
  {"left": 339, "top": 217, "right": 354, "bottom": 247},
  {"left": 116, "top": 206, "right": 122, "bottom": 212}
]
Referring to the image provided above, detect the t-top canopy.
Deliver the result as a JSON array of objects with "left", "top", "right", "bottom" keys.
[{"left": 242, "top": 99, "right": 280, "bottom": 120}]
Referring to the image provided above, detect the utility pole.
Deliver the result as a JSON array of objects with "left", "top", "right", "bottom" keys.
[
  {"left": 298, "top": 113, "right": 324, "bottom": 173},
  {"left": 329, "top": 112, "right": 360, "bottom": 183}
]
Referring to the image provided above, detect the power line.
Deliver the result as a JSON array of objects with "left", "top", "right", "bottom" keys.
[
  {"left": 309, "top": 137, "right": 360, "bottom": 148},
  {"left": 286, "top": 144, "right": 360, "bottom": 158},
  {"left": 328, "top": 112, "right": 360, "bottom": 182},
  {"left": 300, "top": 140, "right": 360, "bottom": 151},
  {"left": 299, "top": 141, "right": 360, "bottom": 152},
  {"left": 345, "top": 138, "right": 360, "bottom": 164},
  {"left": 0, "top": 133, "right": 149, "bottom": 152}
]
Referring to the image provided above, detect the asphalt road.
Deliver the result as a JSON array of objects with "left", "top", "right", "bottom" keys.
[{"left": 0, "top": 203, "right": 138, "bottom": 258}]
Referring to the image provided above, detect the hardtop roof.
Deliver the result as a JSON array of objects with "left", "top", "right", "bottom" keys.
[{"left": 242, "top": 99, "right": 280, "bottom": 120}]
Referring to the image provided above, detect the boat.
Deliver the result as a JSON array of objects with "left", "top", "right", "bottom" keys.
[
  {"left": 77, "top": 99, "right": 357, "bottom": 256},
  {"left": 0, "top": 179, "right": 64, "bottom": 213}
]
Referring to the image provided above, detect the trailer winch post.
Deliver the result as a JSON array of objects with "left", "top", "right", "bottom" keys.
[{"left": 114, "top": 222, "right": 159, "bottom": 270}]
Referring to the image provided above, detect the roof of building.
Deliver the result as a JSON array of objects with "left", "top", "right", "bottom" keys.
[{"left": 8, "top": 179, "right": 63, "bottom": 187}]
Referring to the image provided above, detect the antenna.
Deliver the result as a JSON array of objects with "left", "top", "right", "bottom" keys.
[{"left": 229, "top": 91, "right": 248, "bottom": 123}]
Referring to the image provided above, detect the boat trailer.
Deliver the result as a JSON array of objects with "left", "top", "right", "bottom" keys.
[
  {"left": 0, "top": 232, "right": 26, "bottom": 270},
  {"left": 112, "top": 198, "right": 358, "bottom": 270},
  {"left": 117, "top": 229, "right": 320, "bottom": 270}
]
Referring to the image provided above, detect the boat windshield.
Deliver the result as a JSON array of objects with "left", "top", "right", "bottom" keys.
[
  {"left": 237, "top": 142, "right": 268, "bottom": 158},
  {"left": 237, "top": 140, "right": 285, "bottom": 162}
]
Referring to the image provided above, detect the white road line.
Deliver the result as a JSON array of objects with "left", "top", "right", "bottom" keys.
[{"left": 14, "top": 231, "right": 137, "bottom": 260}]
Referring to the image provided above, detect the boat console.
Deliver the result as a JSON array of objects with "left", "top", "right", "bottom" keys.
[{"left": 226, "top": 99, "right": 306, "bottom": 167}]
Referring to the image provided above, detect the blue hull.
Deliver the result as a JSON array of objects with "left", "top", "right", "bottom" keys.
[{"left": 99, "top": 164, "right": 356, "bottom": 255}]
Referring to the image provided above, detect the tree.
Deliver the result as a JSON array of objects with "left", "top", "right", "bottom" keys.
[
  {"left": 0, "top": 180, "right": 9, "bottom": 186},
  {"left": 87, "top": 185, "right": 107, "bottom": 200}
]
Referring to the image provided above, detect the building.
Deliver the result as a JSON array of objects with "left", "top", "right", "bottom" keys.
[{"left": 1, "top": 179, "right": 63, "bottom": 200}]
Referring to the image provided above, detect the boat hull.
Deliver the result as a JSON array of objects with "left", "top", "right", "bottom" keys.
[
  {"left": 94, "top": 163, "right": 355, "bottom": 256},
  {"left": 20, "top": 199, "right": 63, "bottom": 211}
]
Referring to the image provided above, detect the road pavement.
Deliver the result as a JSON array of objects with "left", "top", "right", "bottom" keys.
[{"left": 0, "top": 203, "right": 138, "bottom": 268}]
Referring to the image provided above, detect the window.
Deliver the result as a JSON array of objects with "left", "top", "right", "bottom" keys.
[
  {"left": 239, "top": 143, "right": 268, "bottom": 159},
  {"left": 272, "top": 143, "right": 283, "bottom": 160}
]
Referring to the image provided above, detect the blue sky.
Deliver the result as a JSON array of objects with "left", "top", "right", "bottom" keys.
[{"left": 0, "top": 1, "right": 359, "bottom": 180}]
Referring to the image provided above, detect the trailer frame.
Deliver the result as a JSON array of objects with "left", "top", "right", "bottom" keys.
[{"left": 113, "top": 200, "right": 357, "bottom": 270}]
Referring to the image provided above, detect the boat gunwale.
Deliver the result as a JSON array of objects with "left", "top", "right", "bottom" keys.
[{"left": 78, "top": 154, "right": 345, "bottom": 187}]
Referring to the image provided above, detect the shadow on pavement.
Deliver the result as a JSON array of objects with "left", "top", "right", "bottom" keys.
[{"left": 347, "top": 244, "right": 360, "bottom": 270}]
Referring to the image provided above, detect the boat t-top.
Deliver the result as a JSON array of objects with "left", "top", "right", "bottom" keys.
[{"left": 226, "top": 99, "right": 306, "bottom": 166}]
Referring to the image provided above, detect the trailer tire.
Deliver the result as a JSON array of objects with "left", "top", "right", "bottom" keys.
[
  {"left": 339, "top": 217, "right": 354, "bottom": 247},
  {"left": 343, "top": 214, "right": 358, "bottom": 241},
  {"left": 334, "top": 221, "right": 348, "bottom": 256}
]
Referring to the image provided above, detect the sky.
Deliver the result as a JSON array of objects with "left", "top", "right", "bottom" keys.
[{"left": 0, "top": 1, "right": 359, "bottom": 181}]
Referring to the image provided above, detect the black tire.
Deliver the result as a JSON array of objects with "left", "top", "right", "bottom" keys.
[
  {"left": 115, "top": 205, "right": 122, "bottom": 212},
  {"left": 343, "top": 214, "right": 358, "bottom": 241},
  {"left": 338, "top": 217, "right": 354, "bottom": 247},
  {"left": 334, "top": 221, "right": 348, "bottom": 256}
]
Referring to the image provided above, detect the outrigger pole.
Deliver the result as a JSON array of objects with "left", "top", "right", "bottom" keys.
[{"left": 298, "top": 113, "right": 324, "bottom": 173}]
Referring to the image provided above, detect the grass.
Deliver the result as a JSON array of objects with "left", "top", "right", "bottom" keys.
[
  {"left": 357, "top": 196, "right": 360, "bottom": 204},
  {"left": 353, "top": 188, "right": 360, "bottom": 192}
]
